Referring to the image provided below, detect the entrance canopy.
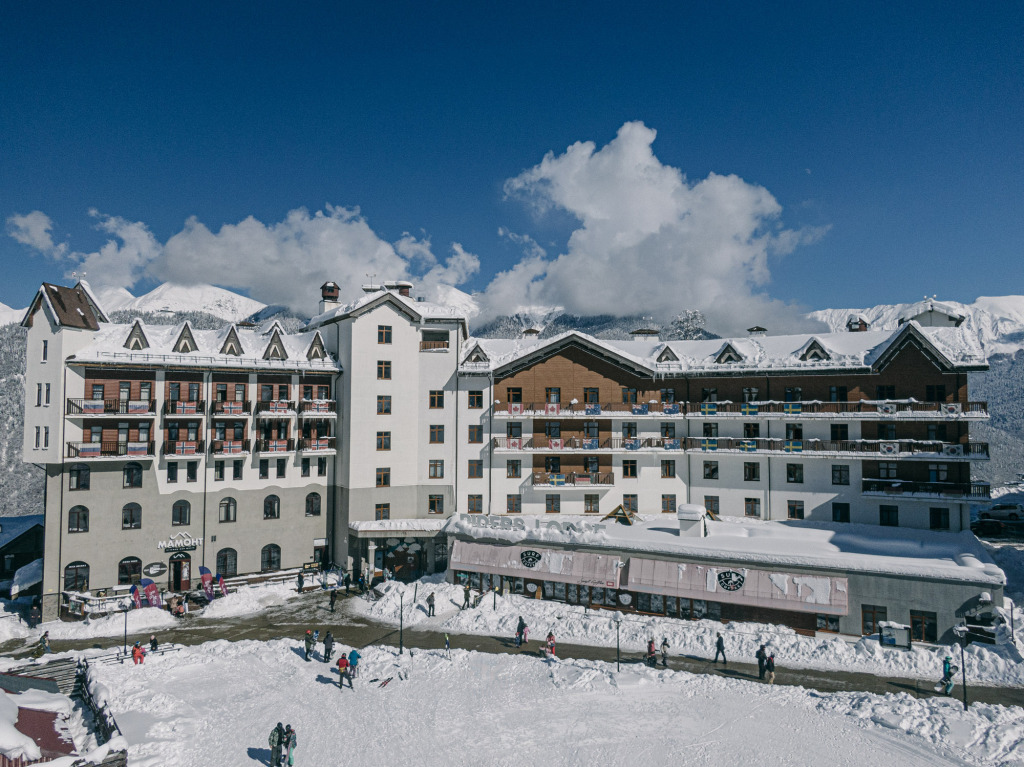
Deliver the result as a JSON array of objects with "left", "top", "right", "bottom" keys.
[{"left": 450, "top": 540, "right": 622, "bottom": 588}]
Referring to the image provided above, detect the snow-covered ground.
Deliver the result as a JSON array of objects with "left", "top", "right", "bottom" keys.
[
  {"left": 87, "top": 637, "right": 1024, "bottom": 766},
  {"left": 351, "top": 576, "right": 1024, "bottom": 687}
]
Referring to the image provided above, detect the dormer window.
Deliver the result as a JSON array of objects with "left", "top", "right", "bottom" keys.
[
  {"left": 306, "top": 333, "right": 326, "bottom": 361},
  {"left": 173, "top": 325, "right": 198, "bottom": 354},
  {"left": 220, "top": 327, "right": 243, "bottom": 357},
  {"left": 124, "top": 321, "right": 149, "bottom": 351},
  {"left": 657, "top": 347, "right": 678, "bottom": 363},
  {"left": 716, "top": 344, "right": 744, "bottom": 364},
  {"left": 263, "top": 330, "right": 287, "bottom": 361},
  {"left": 800, "top": 340, "right": 831, "bottom": 362},
  {"left": 465, "top": 345, "right": 488, "bottom": 364}
]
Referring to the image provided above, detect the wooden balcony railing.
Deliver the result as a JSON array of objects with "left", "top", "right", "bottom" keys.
[
  {"left": 419, "top": 340, "right": 450, "bottom": 351},
  {"left": 209, "top": 439, "right": 251, "bottom": 455},
  {"left": 861, "top": 478, "right": 991, "bottom": 499},
  {"left": 254, "top": 438, "right": 295, "bottom": 452},
  {"left": 164, "top": 400, "right": 206, "bottom": 416},
  {"left": 494, "top": 400, "right": 988, "bottom": 419},
  {"left": 66, "top": 441, "right": 154, "bottom": 458},
  {"left": 211, "top": 400, "right": 252, "bottom": 416},
  {"left": 255, "top": 401, "right": 296, "bottom": 416},
  {"left": 299, "top": 400, "right": 336, "bottom": 415},
  {"left": 531, "top": 472, "right": 615, "bottom": 486},
  {"left": 298, "top": 437, "right": 336, "bottom": 452},
  {"left": 162, "top": 440, "right": 206, "bottom": 456},
  {"left": 66, "top": 399, "right": 155, "bottom": 416}
]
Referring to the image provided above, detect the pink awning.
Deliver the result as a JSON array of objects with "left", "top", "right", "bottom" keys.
[{"left": 450, "top": 540, "right": 622, "bottom": 588}]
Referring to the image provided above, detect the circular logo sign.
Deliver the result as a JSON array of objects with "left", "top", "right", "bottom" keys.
[
  {"left": 520, "top": 550, "right": 542, "bottom": 568},
  {"left": 143, "top": 562, "right": 167, "bottom": 577},
  {"left": 717, "top": 571, "right": 745, "bottom": 591},
  {"left": 526, "top": 582, "right": 538, "bottom": 593},
  {"left": 618, "top": 593, "right": 632, "bottom": 605}
]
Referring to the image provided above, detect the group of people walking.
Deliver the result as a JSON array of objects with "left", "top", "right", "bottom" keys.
[{"left": 268, "top": 722, "right": 297, "bottom": 766}]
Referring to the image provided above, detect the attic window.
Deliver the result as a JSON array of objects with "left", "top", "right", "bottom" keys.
[
  {"left": 716, "top": 345, "right": 743, "bottom": 364},
  {"left": 220, "top": 328, "right": 243, "bottom": 357},
  {"left": 657, "top": 347, "right": 678, "bottom": 363},
  {"left": 466, "top": 346, "right": 488, "bottom": 363},
  {"left": 800, "top": 341, "right": 831, "bottom": 362},
  {"left": 306, "top": 334, "right": 326, "bottom": 361},
  {"left": 263, "top": 330, "right": 287, "bottom": 361},
  {"left": 124, "top": 322, "right": 149, "bottom": 351},
  {"left": 173, "top": 325, "right": 197, "bottom": 354}
]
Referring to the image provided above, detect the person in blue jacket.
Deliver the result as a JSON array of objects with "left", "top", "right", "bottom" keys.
[{"left": 348, "top": 648, "right": 361, "bottom": 679}]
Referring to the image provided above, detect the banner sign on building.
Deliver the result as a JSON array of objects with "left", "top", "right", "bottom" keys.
[{"left": 199, "top": 566, "right": 215, "bottom": 601}]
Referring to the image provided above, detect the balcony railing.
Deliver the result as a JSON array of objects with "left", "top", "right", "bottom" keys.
[
  {"left": 162, "top": 440, "right": 206, "bottom": 456},
  {"left": 298, "top": 437, "right": 336, "bottom": 452},
  {"left": 299, "top": 400, "right": 336, "bottom": 416},
  {"left": 254, "top": 438, "right": 295, "bottom": 453},
  {"left": 209, "top": 439, "right": 251, "bottom": 455},
  {"left": 861, "top": 478, "right": 991, "bottom": 499},
  {"left": 419, "top": 340, "right": 450, "bottom": 351},
  {"left": 494, "top": 400, "right": 988, "bottom": 419},
  {"left": 211, "top": 400, "right": 252, "bottom": 416},
  {"left": 164, "top": 400, "right": 206, "bottom": 416},
  {"left": 531, "top": 472, "right": 614, "bottom": 486},
  {"left": 255, "top": 401, "right": 296, "bottom": 416},
  {"left": 67, "top": 441, "right": 154, "bottom": 458},
  {"left": 66, "top": 399, "right": 155, "bottom": 416}
]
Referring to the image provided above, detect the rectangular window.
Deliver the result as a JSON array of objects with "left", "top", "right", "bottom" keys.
[
  {"left": 377, "top": 360, "right": 392, "bottom": 380},
  {"left": 468, "top": 425, "right": 483, "bottom": 444},
  {"left": 375, "top": 503, "right": 390, "bottom": 521},
  {"left": 928, "top": 463, "right": 949, "bottom": 482},
  {"left": 830, "top": 423, "right": 849, "bottom": 441},
  {"left": 429, "top": 460, "right": 444, "bottom": 478},
  {"left": 830, "top": 386, "right": 848, "bottom": 402},
  {"left": 376, "top": 467, "right": 390, "bottom": 487},
  {"left": 817, "top": 614, "right": 841, "bottom": 633},
  {"left": 301, "top": 458, "right": 310, "bottom": 477},
  {"left": 468, "top": 460, "right": 483, "bottom": 478},
  {"left": 506, "top": 460, "right": 521, "bottom": 478},
  {"left": 377, "top": 325, "right": 392, "bottom": 344},
  {"left": 622, "top": 494, "right": 637, "bottom": 513},
  {"left": 879, "top": 462, "right": 898, "bottom": 479},
  {"left": 929, "top": 507, "right": 950, "bottom": 530},
  {"left": 186, "top": 461, "right": 198, "bottom": 482},
  {"left": 703, "top": 461, "right": 718, "bottom": 480},
  {"left": 506, "top": 422, "right": 523, "bottom": 439},
  {"left": 832, "top": 465, "right": 850, "bottom": 485},
  {"left": 862, "top": 604, "right": 888, "bottom": 635},
  {"left": 583, "top": 387, "right": 600, "bottom": 404},
  {"left": 877, "top": 423, "right": 897, "bottom": 440},
  {"left": 660, "top": 388, "right": 676, "bottom": 403},
  {"left": 621, "top": 388, "right": 637, "bottom": 404},
  {"left": 429, "top": 390, "right": 445, "bottom": 408},
  {"left": 428, "top": 495, "right": 444, "bottom": 514},
  {"left": 317, "top": 457, "right": 327, "bottom": 476},
  {"left": 506, "top": 387, "right": 522, "bottom": 403},
  {"left": 467, "top": 495, "right": 483, "bottom": 513},
  {"left": 701, "top": 388, "right": 717, "bottom": 402},
  {"left": 584, "top": 494, "right": 600, "bottom": 513},
  {"left": 661, "top": 494, "right": 676, "bottom": 513},
  {"left": 33, "top": 427, "right": 39, "bottom": 449},
  {"left": 620, "top": 422, "right": 635, "bottom": 438},
  {"left": 44, "top": 382, "right": 52, "bottom": 404},
  {"left": 876, "top": 385, "right": 896, "bottom": 400},
  {"left": 214, "top": 461, "right": 225, "bottom": 481},
  {"left": 742, "top": 387, "right": 758, "bottom": 402},
  {"left": 545, "top": 387, "right": 561, "bottom": 404},
  {"left": 704, "top": 496, "right": 720, "bottom": 516},
  {"left": 622, "top": 460, "right": 637, "bottom": 478},
  {"left": 376, "top": 431, "right": 391, "bottom": 450},
  {"left": 507, "top": 495, "right": 522, "bottom": 514},
  {"left": 167, "top": 462, "right": 178, "bottom": 483},
  {"left": 786, "top": 463, "right": 804, "bottom": 483},
  {"left": 43, "top": 427, "right": 49, "bottom": 448},
  {"left": 429, "top": 425, "right": 445, "bottom": 443},
  {"left": 703, "top": 422, "right": 718, "bottom": 438},
  {"left": 259, "top": 459, "right": 269, "bottom": 479},
  {"left": 41, "top": 340, "right": 47, "bottom": 361},
  {"left": 660, "top": 422, "right": 675, "bottom": 438},
  {"left": 545, "top": 494, "right": 561, "bottom": 513},
  {"left": 927, "top": 423, "right": 948, "bottom": 441},
  {"left": 832, "top": 502, "right": 850, "bottom": 523},
  {"left": 583, "top": 455, "right": 599, "bottom": 473},
  {"left": 744, "top": 462, "right": 760, "bottom": 481},
  {"left": 582, "top": 421, "right": 599, "bottom": 439},
  {"left": 468, "top": 390, "right": 483, "bottom": 409},
  {"left": 879, "top": 505, "right": 899, "bottom": 527},
  {"left": 260, "top": 384, "right": 273, "bottom": 402},
  {"left": 786, "top": 423, "right": 803, "bottom": 440},
  {"left": 35, "top": 383, "right": 41, "bottom": 406},
  {"left": 743, "top": 422, "right": 760, "bottom": 438},
  {"left": 661, "top": 460, "right": 676, "bottom": 478},
  {"left": 910, "top": 610, "right": 938, "bottom": 643},
  {"left": 925, "top": 385, "right": 946, "bottom": 403},
  {"left": 91, "top": 384, "right": 104, "bottom": 400},
  {"left": 377, "top": 395, "right": 392, "bottom": 414},
  {"left": 784, "top": 387, "right": 802, "bottom": 402},
  {"left": 215, "top": 383, "right": 227, "bottom": 402},
  {"left": 233, "top": 460, "right": 244, "bottom": 480},
  {"left": 744, "top": 498, "right": 761, "bottom": 517},
  {"left": 276, "top": 458, "right": 286, "bottom": 478},
  {"left": 544, "top": 456, "right": 561, "bottom": 473},
  {"left": 787, "top": 500, "right": 805, "bottom": 520}
]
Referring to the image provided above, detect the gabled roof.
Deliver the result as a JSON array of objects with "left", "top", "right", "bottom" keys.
[
  {"left": 172, "top": 323, "right": 198, "bottom": 353},
  {"left": 304, "top": 331, "right": 327, "bottom": 361},
  {"left": 262, "top": 328, "right": 288, "bottom": 360},
  {"left": 797, "top": 337, "right": 832, "bottom": 362},
  {"left": 124, "top": 320, "right": 150, "bottom": 351},
  {"left": 714, "top": 342, "right": 745, "bottom": 364},
  {"left": 305, "top": 287, "right": 469, "bottom": 340},
  {"left": 0, "top": 515, "right": 44, "bottom": 550},
  {"left": 21, "top": 282, "right": 108, "bottom": 330},
  {"left": 219, "top": 326, "right": 244, "bottom": 356}
]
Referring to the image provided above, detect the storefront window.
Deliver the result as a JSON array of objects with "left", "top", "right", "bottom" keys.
[
  {"left": 665, "top": 596, "right": 678, "bottom": 617},
  {"left": 567, "top": 584, "right": 578, "bottom": 603},
  {"left": 553, "top": 582, "right": 566, "bottom": 600},
  {"left": 513, "top": 577, "right": 524, "bottom": 594},
  {"left": 591, "top": 587, "right": 604, "bottom": 605},
  {"left": 636, "top": 593, "right": 651, "bottom": 613},
  {"left": 543, "top": 581, "right": 554, "bottom": 598},
  {"left": 651, "top": 594, "right": 664, "bottom": 614},
  {"left": 692, "top": 600, "right": 707, "bottom": 619},
  {"left": 816, "top": 614, "right": 840, "bottom": 632},
  {"left": 604, "top": 589, "right": 617, "bottom": 607}
]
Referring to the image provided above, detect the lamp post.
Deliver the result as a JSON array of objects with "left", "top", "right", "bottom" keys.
[
  {"left": 399, "top": 591, "right": 404, "bottom": 655},
  {"left": 614, "top": 612, "right": 622, "bottom": 672}
]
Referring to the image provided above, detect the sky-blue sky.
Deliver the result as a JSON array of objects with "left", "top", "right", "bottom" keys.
[{"left": 2, "top": 3, "right": 1021, "bottom": 330}]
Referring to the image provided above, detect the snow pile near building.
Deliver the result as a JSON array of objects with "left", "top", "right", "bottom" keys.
[
  {"left": 0, "top": 602, "right": 33, "bottom": 644},
  {"left": 200, "top": 582, "right": 297, "bottom": 619},
  {"left": 43, "top": 606, "right": 176, "bottom": 640},
  {"left": 9, "top": 559, "right": 41, "bottom": 599},
  {"left": 0, "top": 685, "right": 108, "bottom": 765}
]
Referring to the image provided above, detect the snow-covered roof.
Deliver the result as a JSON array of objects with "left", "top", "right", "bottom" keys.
[
  {"left": 305, "top": 288, "right": 469, "bottom": 333},
  {"left": 444, "top": 515, "right": 1005, "bottom": 586},
  {"left": 897, "top": 299, "right": 965, "bottom": 325},
  {"left": 460, "top": 321, "right": 987, "bottom": 376},
  {"left": 0, "top": 516, "right": 43, "bottom": 551},
  {"left": 348, "top": 519, "right": 448, "bottom": 537}
]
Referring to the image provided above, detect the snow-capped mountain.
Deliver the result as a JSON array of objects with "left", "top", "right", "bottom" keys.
[
  {"left": 0, "top": 301, "right": 24, "bottom": 328},
  {"left": 97, "top": 282, "right": 267, "bottom": 323}
]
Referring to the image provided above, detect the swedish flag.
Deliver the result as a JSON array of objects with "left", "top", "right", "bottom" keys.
[
  {"left": 701, "top": 438, "right": 718, "bottom": 451},
  {"left": 551, "top": 474, "right": 565, "bottom": 486},
  {"left": 784, "top": 440, "right": 803, "bottom": 453},
  {"left": 701, "top": 402, "right": 718, "bottom": 415},
  {"left": 784, "top": 403, "right": 802, "bottom": 415},
  {"left": 739, "top": 440, "right": 756, "bottom": 452},
  {"left": 741, "top": 403, "right": 758, "bottom": 416}
]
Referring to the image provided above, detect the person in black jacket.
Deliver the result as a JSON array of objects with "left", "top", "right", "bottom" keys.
[
  {"left": 713, "top": 632, "right": 727, "bottom": 665},
  {"left": 323, "top": 631, "right": 334, "bottom": 662},
  {"left": 149, "top": 634, "right": 158, "bottom": 653},
  {"left": 765, "top": 653, "right": 776, "bottom": 684},
  {"left": 756, "top": 645, "right": 768, "bottom": 679},
  {"left": 329, "top": 589, "right": 337, "bottom": 612}
]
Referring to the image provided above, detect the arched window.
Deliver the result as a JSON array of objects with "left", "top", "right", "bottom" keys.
[
  {"left": 68, "top": 506, "right": 89, "bottom": 533},
  {"left": 305, "top": 492, "right": 321, "bottom": 517},
  {"left": 260, "top": 544, "right": 281, "bottom": 572},
  {"left": 64, "top": 561, "right": 90, "bottom": 591},
  {"left": 68, "top": 463, "right": 90, "bottom": 491},
  {"left": 216, "top": 548, "right": 238, "bottom": 578},
  {"left": 263, "top": 495, "right": 280, "bottom": 520},
  {"left": 172, "top": 500, "right": 191, "bottom": 526},
  {"left": 117, "top": 556, "right": 142, "bottom": 585},
  {"left": 123, "top": 461, "right": 143, "bottom": 488},
  {"left": 219, "top": 497, "right": 237, "bottom": 523},
  {"left": 122, "top": 503, "right": 142, "bottom": 530}
]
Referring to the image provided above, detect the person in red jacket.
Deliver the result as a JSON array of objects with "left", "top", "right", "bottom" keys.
[
  {"left": 545, "top": 632, "right": 556, "bottom": 658},
  {"left": 336, "top": 652, "right": 352, "bottom": 689},
  {"left": 131, "top": 642, "right": 146, "bottom": 665}
]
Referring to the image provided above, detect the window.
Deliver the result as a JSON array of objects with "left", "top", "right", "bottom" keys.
[
  {"left": 377, "top": 360, "right": 392, "bottom": 379},
  {"left": 584, "top": 494, "right": 599, "bottom": 513},
  {"left": 583, "top": 421, "right": 599, "bottom": 438},
  {"left": 704, "top": 496, "right": 720, "bottom": 516},
  {"left": 68, "top": 464, "right": 90, "bottom": 491},
  {"left": 877, "top": 423, "right": 896, "bottom": 440},
  {"left": 862, "top": 604, "right": 887, "bottom": 635},
  {"left": 829, "top": 386, "right": 848, "bottom": 402},
  {"left": 743, "top": 422, "right": 760, "bottom": 438},
  {"left": 832, "top": 503, "right": 851, "bottom": 523},
  {"left": 429, "top": 460, "right": 445, "bottom": 478},
  {"left": 91, "top": 384, "right": 104, "bottom": 400},
  {"left": 507, "top": 460, "right": 521, "bottom": 478},
  {"left": 584, "top": 387, "right": 600, "bottom": 404},
  {"left": 301, "top": 458, "right": 310, "bottom": 477},
  {"left": 784, "top": 387, "right": 802, "bottom": 402},
  {"left": 876, "top": 385, "right": 895, "bottom": 400},
  {"left": 68, "top": 506, "right": 89, "bottom": 533},
  {"left": 620, "top": 422, "right": 635, "bottom": 438},
  {"left": 467, "top": 495, "right": 483, "bottom": 513},
  {"left": 925, "top": 385, "right": 946, "bottom": 403},
  {"left": 429, "top": 425, "right": 445, "bottom": 443},
  {"left": 264, "top": 495, "right": 280, "bottom": 519},
  {"left": 701, "top": 388, "right": 717, "bottom": 402},
  {"left": 929, "top": 507, "right": 950, "bottom": 530},
  {"left": 879, "top": 505, "right": 899, "bottom": 527},
  {"left": 42, "top": 426, "right": 49, "bottom": 448},
  {"left": 703, "top": 461, "right": 718, "bottom": 480},
  {"left": 785, "top": 423, "right": 803, "bottom": 440},
  {"left": 622, "top": 460, "right": 637, "bottom": 478},
  {"left": 928, "top": 463, "right": 949, "bottom": 483},
  {"left": 506, "top": 387, "right": 522, "bottom": 403},
  {"left": 375, "top": 503, "right": 390, "bottom": 520},
  {"left": 219, "top": 497, "right": 237, "bottom": 523},
  {"left": 787, "top": 500, "right": 805, "bottom": 520},
  {"left": 35, "top": 383, "right": 41, "bottom": 406},
  {"left": 621, "top": 388, "right": 637, "bottom": 404},
  {"left": 377, "top": 325, "right": 392, "bottom": 344},
  {"left": 261, "top": 544, "right": 281, "bottom": 572},
  {"left": 910, "top": 610, "right": 938, "bottom": 643},
  {"left": 376, "top": 431, "right": 391, "bottom": 450},
  {"left": 622, "top": 494, "right": 637, "bottom": 513},
  {"left": 817, "top": 614, "right": 841, "bottom": 632},
  {"left": 214, "top": 461, "right": 225, "bottom": 481},
  {"left": 544, "top": 456, "right": 561, "bottom": 473},
  {"left": 832, "top": 465, "right": 850, "bottom": 485},
  {"left": 831, "top": 424, "right": 849, "bottom": 441},
  {"left": 468, "top": 390, "right": 483, "bottom": 408},
  {"left": 64, "top": 561, "right": 89, "bottom": 591},
  {"left": 41, "top": 340, "right": 47, "bottom": 361},
  {"left": 172, "top": 500, "right": 191, "bottom": 526},
  {"left": 216, "top": 548, "right": 238, "bottom": 578},
  {"left": 376, "top": 467, "right": 391, "bottom": 487},
  {"left": 546, "top": 494, "right": 561, "bottom": 513},
  {"left": 118, "top": 556, "right": 142, "bottom": 586},
  {"left": 545, "top": 387, "right": 561, "bottom": 404},
  {"left": 233, "top": 460, "right": 244, "bottom": 480},
  {"left": 661, "top": 460, "right": 676, "bottom": 478},
  {"left": 468, "top": 425, "right": 483, "bottom": 444},
  {"left": 306, "top": 493, "right": 321, "bottom": 517},
  {"left": 428, "top": 495, "right": 444, "bottom": 514},
  {"left": 506, "top": 422, "right": 523, "bottom": 439},
  {"left": 186, "top": 461, "right": 198, "bottom": 483},
  {"left": 122, "top": 503, "right": 142, "bottom": 530},
  {"left": 702, "top": 422, "right": 718, "bottom": 438},
  {"left": 123, "top": 462, "right": 143, "bottom": 488},
  {"left": 317, "top": 457, "right": 327, "bottom": 476},
  {"left": 429, "top": 390, "right": 444, "bottom": 408},
  {"left": 660, "top": 422, "right": 675, "bottom": 439},
  {"left": 507, "top": 495, "right": 522, "bottom": 514},
  {"left": 743, "top": 462, "right": 760, "bottom": 481},
  {"left": 468, "top": 460, "right": 483, "bottom": 478},
  {"left": 742, "top": 387, "right": 759, "bottom": 402},
  {"left": 377, "top": 395, "right": 392, "bottom": 414},
  {"left": 786, "top": 463, "right": 804, "bottom": 483},
  {"left": 660, "top": 388, "right": 676, "bottom": 403},
  {"left": 34, "top": 427, "right": 39, "bottom": 449},
  {"left": 661, "top": 494, "right": 676, "bottom": 514},
  {"left": 879, "top": 462, "right": 898, "bottom": 479},
  {"left": 274, "top": 458, "right": 285, "bottom": 478},
  {"left": 744, "top": 498, "right": 761, "bottom": 517},
  {"left": 927, "top": 423, "right": 948, "bottom": 441}
]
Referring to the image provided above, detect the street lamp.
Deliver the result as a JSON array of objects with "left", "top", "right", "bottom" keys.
[
  {"left": 614, "top": 612, "right": 623, "bottom": 672},
  {"left": 399, "top": 591, "right": 404, "bottom": 655}
]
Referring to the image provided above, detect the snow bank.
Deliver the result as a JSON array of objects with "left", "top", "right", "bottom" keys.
[
  {"left": 10, "top": 559, "right": 42, "bottom": 599},
  {"left": 42, "top": 607, "right": 176, "bottom": 640},
  {"left": 200, "top": 583, "right": 297, "bottom": 619}
]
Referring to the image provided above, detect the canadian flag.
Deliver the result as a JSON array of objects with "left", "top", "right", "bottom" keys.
[
  {"left": 545, "top": 403, "right": 560, "bottom": 415},
  {"left": 509, "top": 403, "right": 523, "bottom": 415},
  {"left": 507, "top": 438, "right": 522, "bottom": 450},
  {"left": 549, "top": 438, "right": 563, "bottom": 450}
]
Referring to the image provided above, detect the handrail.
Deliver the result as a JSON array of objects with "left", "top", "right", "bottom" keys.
[
  {"left": 254, "top": 438, "right": 296, "bottom": 452},
  {"left": 861, "top": 478, "right": 991, "bottom": 498},
  {"left": 66, "top": 398, "right": 155, "bottom": 415},
  {"left": 209, "top": 439, "right": 251, "bottom": 454},
  {"left": 531, "top": 471, "right": 614, "bottom": 486},
  {"left": 211, "top": 400, "right": 252, "bottom": 415},
  {"left": 67, "top": 441, "right": 155, "bottom": 458},
  {"left": 164, "top": 400, "right": 206, "bottom": 415},
  {"left": 162, "top": 440, "right": 206, "bottom": 455}
]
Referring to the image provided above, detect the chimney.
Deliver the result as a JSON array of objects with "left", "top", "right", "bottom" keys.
[
  {"left": 747, "top": 326, "right": 767, "bottom": 337},
  {"left": 676, "top": 504, "right": 708, "bottom": 538},
  {"left": 319, "top": 281, "right": 341, "bottom": 315},
  {"left": 523, "top": 327, "right": 542, "bottom": 338},
  {"left": 846, "top": 315, "right": 869, "bottom": 332},
  {"left": 630, "top": 317, "right": 661, "bottom": 338},
  {"left": 382, "top": 280, "right": 414, "bottom": 297}
]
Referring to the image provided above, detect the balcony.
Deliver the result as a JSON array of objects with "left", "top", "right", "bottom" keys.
[
  {"left": 531, "top": 472, "right": 615, "bottom": 486},
  {"left": 419, "top": 340, "right": 450, "bottom": 351},
  {"left": 162, "top": 440, "right": 206, "bottom": 456},
  {"left": 298, "top": 437, "right": 337, "bottom": 452},
  {"left": 66, "top": 399, "right": 155, "bottom": 416},
  {"left": 209, "top": 439, "right": 251, "bottom": 455},
  {"left": 685, "top": 437, "right": 989, "bottom": 460},
  {"left": 255, "top": 401, "right": 296, "bottom": 418},
  {"left": 211, "top": 400, "right": 252, "bottom": 416},
  {"left": 164, "top": 400, "right": 206, "bottom": 416},
  {"left": 66, "top": 441, "right": 155, "bottom": 459},
  {"left": 861, "top": 478, "right": 991, "bottom": 500},
  {"left": 254, "top": 438, "right": 295, "bottom": 453},
  {"left": 299, "top": 400, "right": 337, "bottom": 417}
]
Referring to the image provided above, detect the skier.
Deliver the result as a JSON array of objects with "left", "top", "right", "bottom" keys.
[
  {"left": 646, "top": 638, "right": 657, "bottom": 667},
  {"left": 462, "top": 584, "right": 472, "bottom": 609},
  {"left": 765, "top": 653, "right": 776, "bottom": 684},
  {"left": 268, "top": 722, "right": 285, "bottom": 767},
  {"left": 713, "top": 632, "right": 727, "bottom": 665},
  {"left": 329, "top": 589, "right": 337, "bottom": 613},
  {"left": 323, "top": 631, "right": 334, "bottom": 663},
  {"left": 546, "top": 632, "right": 556, "bottom": 658},
  {"left": 936, "top": 655, "right": 956, "bottom": 696},
  {"left": 348, "top": 647, "right": 361, "bottom": 679},
  {"left": 149, "top": 634, "right": 158, "bottom": 653},
  {"left": 427, "top": 591, "right": 435, "bottom": 617},
  {"left": 337, "top": 653, "right": 353, "bottom": 689},
  {"left": 283, "top": 724, "right": 297, "bottom": 766},
  {"left": 515, "top": 616, "right": 527, "bottom": 648},
  {"left": 297, "top": 572, "right": 305, "bottom": 593},
  {"left": 131, "top": 641, "right": 145, "bottom": 665},
  {"left": 756, "top": 645, "right": 768, "bottom": 680},
  {"left": 303, "top": 630, "right": 315, "bottom": 662},
  {"left": 660, "top": 637, "right": 670, "bottom": 667}
]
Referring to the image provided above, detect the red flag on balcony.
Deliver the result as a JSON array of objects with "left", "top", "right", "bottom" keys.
[
  {"left": 545, "top": 403, "right": 560, "bottom": 415},
  {"left": 509, "top": 403, "right": 523, "bottom": 415}
]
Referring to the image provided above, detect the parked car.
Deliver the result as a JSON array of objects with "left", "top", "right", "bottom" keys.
[
  {"left": 979, "top": 503, "right": 1024, "bottom": 521},
  {"left": 970, "top": 519, "right": 1006, "bottom": 538}
]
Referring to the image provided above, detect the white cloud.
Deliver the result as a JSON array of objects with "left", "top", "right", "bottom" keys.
[
  {"left": 6, "top": 211, "right": 66, "bottom": 258},
  {"left": 74, "top": 211, "right": 162, "bottom": 290}
]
